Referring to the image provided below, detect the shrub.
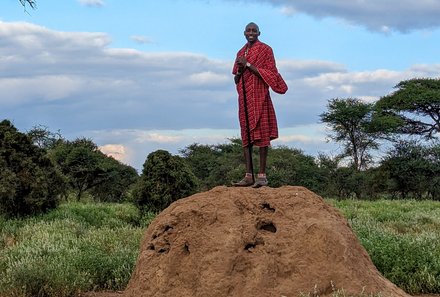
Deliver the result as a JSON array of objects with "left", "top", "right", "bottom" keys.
[
  {"left": 133, "top": 150, "right": 199, "bottom": 212},
  {"left": 0, "top": 120, "right": 65, "bottom": 217}
]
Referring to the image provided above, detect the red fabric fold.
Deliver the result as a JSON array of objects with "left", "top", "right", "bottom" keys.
[{"left": 232, "top": 40, "right": 288, "bottom": 147}]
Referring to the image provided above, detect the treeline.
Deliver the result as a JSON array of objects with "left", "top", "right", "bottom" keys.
[
  {"left": 0, "top": 120, "right": 139, "bottom": 217},
  {"left": 1, "top": 77, "right": 439, "bottom": 217},
  {"left": 181, "top": 138, "right": 440, "bottom": 199}
]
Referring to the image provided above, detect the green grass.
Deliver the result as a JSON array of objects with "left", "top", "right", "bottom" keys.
[
  {"left": 0, "top": 202, "right": 155, "bottom": 297},
  {"left": 331, "top": 199, "right": 440, "bottom": 295},
  {"left": 1, "top": 199, "right": 440, "bottom": 296}
]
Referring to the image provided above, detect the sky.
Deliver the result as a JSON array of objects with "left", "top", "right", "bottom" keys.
[{"left": 2, "top": 0, "right": 440, "bottom": 171}]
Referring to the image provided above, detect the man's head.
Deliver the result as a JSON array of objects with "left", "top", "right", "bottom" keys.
[{"left": 244, "top": 22, "right": 260, "bottom": 44}]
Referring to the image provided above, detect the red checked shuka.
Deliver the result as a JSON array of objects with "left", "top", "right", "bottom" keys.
[{"left": 232, "top": 40, "right": 288, "bottom": 147}]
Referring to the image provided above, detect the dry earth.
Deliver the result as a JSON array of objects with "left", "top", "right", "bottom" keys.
[{"left": 86, "top": 186, "right": 434, "bottom": 297}]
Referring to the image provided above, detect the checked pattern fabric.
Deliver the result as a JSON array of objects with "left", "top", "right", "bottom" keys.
[{"left": 232, "top": 40, "right": 288, "bottom": 147}]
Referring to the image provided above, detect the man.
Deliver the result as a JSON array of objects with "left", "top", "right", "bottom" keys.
[{"left": 232, "top": 22, "right": 288, "bottom": 188}]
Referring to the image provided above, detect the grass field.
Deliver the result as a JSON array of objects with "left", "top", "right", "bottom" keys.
[
  {"left": 0, "top": 198, "right": 439, "bottom": 297},
  {"left": 331, "top": 199, "right": 440, "bottom": 295}
]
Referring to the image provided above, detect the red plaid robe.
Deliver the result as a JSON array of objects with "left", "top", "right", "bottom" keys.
[{"left": 232, "top": 40, "right": 287, "bottom": 147}]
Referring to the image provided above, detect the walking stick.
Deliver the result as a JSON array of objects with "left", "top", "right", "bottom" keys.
[{"left": 241, "top": 71, "right": 255, "bottom": 183}]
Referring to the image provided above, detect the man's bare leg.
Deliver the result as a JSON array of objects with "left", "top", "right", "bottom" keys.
[
  {"left": 232, "top": 146, "right": 254, "bottom": 186},
  {"left": 253, "top": 146, "right": 268, "bottom": 188}
]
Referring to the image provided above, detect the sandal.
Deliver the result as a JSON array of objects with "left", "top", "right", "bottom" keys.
[
  {"left": 252, "top": 177, "right": 268, "bottom": 188},
  {"left": 232, "top": 176, "right": 254, "bottom": 187}
]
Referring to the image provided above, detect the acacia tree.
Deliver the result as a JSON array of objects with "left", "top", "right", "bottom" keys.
[
  {"left": 27, "top": 125, "right": 63, "bottom": 150},
  {"left": 49, "top": 138, "right": 138, "bottom": 201},
  {"left": 50, "top": 138, "right": 104, "bottom": 200},
  {"left": 375, "top": 78, "right": 440, "bottom": 139},
  {"left": 320, "top": 98, "right": 380, "bottom": 171}
]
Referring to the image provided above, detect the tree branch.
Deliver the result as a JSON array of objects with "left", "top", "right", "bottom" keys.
[{"left": 19, "top": 0, "right": 36, "bottom": 10}]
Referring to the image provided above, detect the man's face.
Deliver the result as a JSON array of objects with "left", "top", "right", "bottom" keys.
[{"left": 244, "top": 24, "right": 260, "bottom": 44}]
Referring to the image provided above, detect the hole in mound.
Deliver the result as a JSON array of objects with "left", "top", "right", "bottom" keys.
[
  {"left": 158, "top": 247, "right": 169, "bottom": 254},
  {"left": 148, "top": 244, "right": 155, "bottom": 251},
  {"left": 183, "top": 242, "right": 190, "bottom": 254},
  {"left": 164, "top": 225, "right": 173, "bottom": 232},
  {"left": 257, "top": 221, "right": 277, "bottom": 233},
  {"left": 244, "top": 238, "right": 264, "bottom": 252},
  {"left": 244, "top": 243, "right": 256, "bottom": 251},
  {"left": 260, "top": 202, "right": 275, "bottom": 212}
]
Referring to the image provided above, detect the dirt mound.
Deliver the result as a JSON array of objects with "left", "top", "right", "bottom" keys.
[{"left": 109, "top": 186, "right": 411, "bottom": 297}]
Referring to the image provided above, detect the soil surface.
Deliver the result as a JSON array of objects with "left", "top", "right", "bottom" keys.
[{"left": 86, "top": 186, "right": 421, "bottom": 297}]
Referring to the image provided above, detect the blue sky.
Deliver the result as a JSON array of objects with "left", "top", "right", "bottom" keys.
[{"left": 2, "top": 0, "right": 440, "bottom": 170}]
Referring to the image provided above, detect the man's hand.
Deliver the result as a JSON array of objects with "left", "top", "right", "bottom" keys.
[
  {"left": 234, "top": 73, "right": 242, "bottom": 84},
  {"left": 236, "top": 56, "right": 247, "bottom": 70}
]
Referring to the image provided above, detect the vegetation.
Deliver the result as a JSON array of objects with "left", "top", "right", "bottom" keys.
[
  {"left": 50, "top": 138, "right": 139, "bottom": 201},
  {"left": 333, "top": 199, "right": 440, "bottom": 294},
  {"left": 180, "top": 139, "right": 440, "bottom": 200},
  {"left": 0, "top": 202, "right": 155, "bottom": 297},
  {"left": 381, "top": 141, "right": 440, "bottom": 199},
  {"left": 1, "top": 76, "right": 440, "bottom": 295},
  {"left": 320, "top": 98, "right": 379, "bottom": 171},
  {"left": 180, "top": 139, "right": 245, "bottom": 190},
  {"left": 132, "top": 150, "right": 199, "bottom": 212},
  {"left": 1, "top": 199, "right": 439, "bottom": 296},
  {"left": 375, "top": 78, "right": 440, "bottom": 139},
  {"left": 2, "top": 78, "right": 440, "bottom": 215},
  {"left": 0, "top": 120, "right": 65, "bottom": 217}
]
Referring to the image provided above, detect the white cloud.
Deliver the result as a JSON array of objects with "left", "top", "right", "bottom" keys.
[
  {"left": 188, "top": 71, "right": 230, "bottom": 85},
  {"left": 0, "top": 76, "right": 83, "bottom": 105},
  {"left": 99, "top": 144, "right": 130, "bottom": 163},
  {"left": 280, "top": 5, "right": 296, "bottom": 16},
  {"left": 86, "top": 128, "right": 239, "bottom": 170},
  {"left": 130, "top": 35, "right": 154, "bottom": 44},
  {"left": 2, "top": 21, "right": 440, "bottom": 169},
  {"left": 78, "top": 0, "right": 105, "bottom": 7},
  {"left": 135, "top": 132, "right": 183, "bottom": 144},
  {"left": 278, "top": 134, "right": 323, "bottom": 144}
]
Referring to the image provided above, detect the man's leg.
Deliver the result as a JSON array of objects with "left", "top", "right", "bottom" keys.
[
  {"left": 232, "top": 146, "right": 254, "bottom": 186},
  {"left": 244, "top": 145, "right": 253, "bottom": 174},
  {"left": 253, "top": 146, "right": 269, "bottom": 188},
  {"left": 258, "top": 146, "right": 268, "bottom": 174}
]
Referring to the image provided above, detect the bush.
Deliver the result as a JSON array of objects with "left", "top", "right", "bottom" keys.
[
  {"left": 133, "top": 150, "right": 199, "bottom": 212},
  {"left": 0, "top": 120, "right": 65, "bottom": 217}
]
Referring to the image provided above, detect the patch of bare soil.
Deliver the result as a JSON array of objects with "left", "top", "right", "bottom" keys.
[{"left": 88, "top": 186, "right": 414, "bottom": 297}]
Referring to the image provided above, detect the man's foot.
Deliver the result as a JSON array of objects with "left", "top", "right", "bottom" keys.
[
  {"left": 232, "top": 176, "right": 254, "bottom": 187},
  {"left": 252, "top": 176, "right": 268, "bottom": 188}
]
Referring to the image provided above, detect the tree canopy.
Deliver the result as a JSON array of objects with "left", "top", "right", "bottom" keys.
[
  {"left": 320, "top": 98, "right": 379, "bottom": 170},
  {"left": 132, "top": 150, "right": 198, "bottom": 212},
  {"left": 375, "top": 78, "right": 440, "bottom": 139},
  {"left": 0, "top": 120, "right": 64, "bottom": 217},
  {"left": 49, "top": 138, "right": 138, "bottom": 201}
]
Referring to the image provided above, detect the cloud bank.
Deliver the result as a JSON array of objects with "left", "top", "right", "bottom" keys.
[
  {"left": 1, "top": 21, "right": 439, "bottom": 169},
  {"left": 237, "top": 0, "right": 440, "bottom": 32}
]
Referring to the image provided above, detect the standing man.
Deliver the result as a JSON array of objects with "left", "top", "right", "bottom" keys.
[{"left": 232, "top": 22, "right": 288, "bottom": 188}]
